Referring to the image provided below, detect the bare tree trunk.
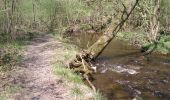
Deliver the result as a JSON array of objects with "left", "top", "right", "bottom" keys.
[
  {"left": 3, "top": 0, "right": 10, "bottom": 34},
  {"left": 3, "top": 0, "right": 17, "bottom": 40},
  {"left": 68, "top": 0, "right": 139, "bottom": 76},
  {"left": 10, "top": 0, "right": 16, "bottom": 39},
  {"left": 148, "top": 0, "right": 160, "bottom": 43},
  {"left": 32, "top": 0, "right": 36, "bottom": 29}
]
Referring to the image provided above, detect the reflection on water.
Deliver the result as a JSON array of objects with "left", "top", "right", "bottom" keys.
[{"left": 70, "top": 33, "right": 170, "bottom": 100}]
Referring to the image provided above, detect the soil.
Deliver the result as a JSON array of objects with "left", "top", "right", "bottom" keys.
[{"left": 5, "top": 34, "right": 73, "bottom": 100}]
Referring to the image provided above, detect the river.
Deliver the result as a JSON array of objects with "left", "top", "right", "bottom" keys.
[{"left": 70, "top": 33, "right": 170, "bottom": 100}]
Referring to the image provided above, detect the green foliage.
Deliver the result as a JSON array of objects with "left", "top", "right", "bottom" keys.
[
  {"left": 117, "top": 32, "right": 170, "bottom": 54},
  {"left": 0, "top": 0, "right": 91, "bottom": 40},
  {"left": 143, "top": 35, "right": 170, "bottom": 54},
  {"left": 32, "top": 0, "right": 91, "bottom": 33},
  {"left": 116, "top": 32, "right": 148, "bottom": 46},
  {"left": 160, "top": 0, "right": 170, "bottom": 31}
]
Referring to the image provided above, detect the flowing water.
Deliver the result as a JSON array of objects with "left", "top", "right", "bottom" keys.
[{"left": 70, "top": 33, "right": 170, "bottom": 100}]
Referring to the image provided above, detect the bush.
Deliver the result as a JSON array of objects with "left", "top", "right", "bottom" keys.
[{"left": 143, "top": 35, "right": 170, "bottom": 54}]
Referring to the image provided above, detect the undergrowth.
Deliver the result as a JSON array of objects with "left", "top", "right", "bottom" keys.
[
  {"left": 116, "top": 32, "right": 170, "bottom": 54},
  {"left": 142, "top": 35, "right": 170, "bottom": 54},
  {"left": 0, "top": 84, "right": 21, "bottom": 100},
  {"left": 116, "top": 32, "right": 148, "bottom": 46},
  {"left": 0, "top": 41, "right": 24, "bottom": 72}
]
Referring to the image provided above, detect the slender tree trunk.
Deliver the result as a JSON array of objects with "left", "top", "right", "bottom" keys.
[
  {"left": 148, "top": 0, "right": 160, "bottom": 42},
  {"left": 32, "top": 0, "right": 36, "bottom": 29},
  {"left": 10, "top": 0, "right": 16, "bottom": 39},
  {"left": 4, "top": 0, "right": 10, "bottom": 34}
]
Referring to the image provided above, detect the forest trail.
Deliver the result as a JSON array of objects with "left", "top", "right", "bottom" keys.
[{"left": 12, "top": 34, "right": 71, "bottom": 100}]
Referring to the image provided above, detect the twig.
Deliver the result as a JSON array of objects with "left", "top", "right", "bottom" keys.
[{"left": 84, "top": 74, "right": 96, "bottom": 92}]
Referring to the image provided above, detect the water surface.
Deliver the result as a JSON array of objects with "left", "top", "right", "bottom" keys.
[{"left": 70, "top": 33, "right": 170, "bottom": 100}]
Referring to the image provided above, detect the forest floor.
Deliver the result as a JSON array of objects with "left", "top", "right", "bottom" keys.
[{"left": 0, "top": 34, "right": 95, "bottom": 100}]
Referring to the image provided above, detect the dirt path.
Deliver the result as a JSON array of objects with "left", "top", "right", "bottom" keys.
[{"left": 12, "top": 34, "right": 71, "bottom": 100}]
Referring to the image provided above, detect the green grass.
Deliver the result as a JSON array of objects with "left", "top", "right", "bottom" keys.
[
  {"left": 53, "top": 34, "right": 83, "bottom": 83},
  {"left": 52, "top": 35, "right": 106, "bottom": 100},
  {"left": 53, "top": 62, "right": 106, "bottom": 100},
  {"left": 93, "top": 91, "right": 107, "bottom": 100},
  {"left": 53, "top": 62, "right": 83, "bottom": 84}
]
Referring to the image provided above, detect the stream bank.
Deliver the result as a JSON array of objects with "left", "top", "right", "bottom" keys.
[{"left": 116, "top": 32, "right": 170, "bottom": 55}]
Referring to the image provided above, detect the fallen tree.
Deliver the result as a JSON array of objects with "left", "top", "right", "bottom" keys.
[{"left": 67, "top": 0, "right": 139, "bottom": 91}]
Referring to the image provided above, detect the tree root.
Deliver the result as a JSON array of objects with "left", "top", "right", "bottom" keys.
[
  {"left": 67, "top": 50, "right": 96, "bottom": 91},
  {"left": 84, "top": 74, "right": 96, "bottom": 92}
]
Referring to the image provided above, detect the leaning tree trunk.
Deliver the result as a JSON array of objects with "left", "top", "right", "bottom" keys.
[{"left": 68, "top": 0, "right": 139, "bottom": 80}]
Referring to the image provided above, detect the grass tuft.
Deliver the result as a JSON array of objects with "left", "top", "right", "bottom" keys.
[
  {"left": 93, "top": 91, "right": 107, "bottom": 100},
  {"left": 53, "top": 62, "right": 83, "bottom": 84}
]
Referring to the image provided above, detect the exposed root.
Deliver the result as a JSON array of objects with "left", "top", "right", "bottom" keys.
[
  {"left": 68, "top": 50, "right": 96, "bottom": 74},
  {"left": 67, "top": 50, "right": 97, "bottom": 91}
]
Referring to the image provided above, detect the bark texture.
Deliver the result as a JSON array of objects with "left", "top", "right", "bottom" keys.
[{"left": 148, "top": 0, "right": 160, "bottom": 42}]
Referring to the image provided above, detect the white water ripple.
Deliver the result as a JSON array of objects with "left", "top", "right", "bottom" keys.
[{"left": 111, "top": 65, "right": 139, "bottom": 74}]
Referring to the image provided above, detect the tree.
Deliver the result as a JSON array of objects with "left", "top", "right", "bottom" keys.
[{"left": 68, "top": 0, "right": 139, "bottom": 77}]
